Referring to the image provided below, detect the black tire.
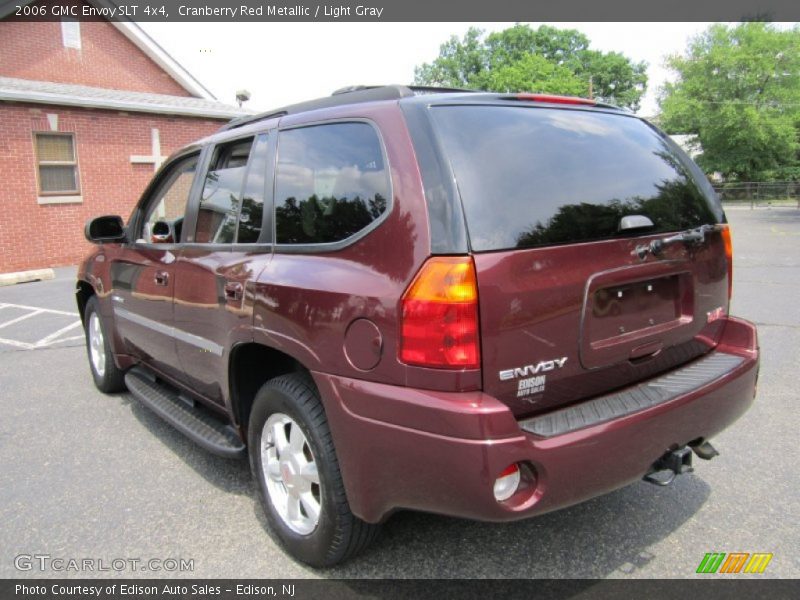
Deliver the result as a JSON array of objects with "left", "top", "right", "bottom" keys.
[
  {"left": 84, "top": 296, "right": 126, "bottom": 393},
  {"left": 248, "top": 373, "right": 380, "bottom": 567}
]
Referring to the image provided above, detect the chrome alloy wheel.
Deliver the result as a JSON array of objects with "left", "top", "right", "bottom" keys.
[
  {"left": 261, "top": 413, "right": 321, "bottom": 535},
  {"left": 88, "top": 312, "right": 106, "bottom": 377}
]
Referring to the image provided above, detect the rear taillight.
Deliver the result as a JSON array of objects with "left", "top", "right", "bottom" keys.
[
  {"left": 399, "top": 256, "right": 480, "bottom": 369},
  {"left": 721, "top": 224, "right": 733, "bottom": 300}
]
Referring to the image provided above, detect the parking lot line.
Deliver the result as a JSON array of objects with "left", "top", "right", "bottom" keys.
[
  {"left": 0, "top": 310, "right": 44, "bottom": 330},
  {"left": 0, "top": 336, "right": 35, "bottom": 350},
  {"left": 0, "top": 302, "right": 83, "bottom": 350},
  {"left": 35, "top": 321, "right": 82, "bottom": 347},
  {"left": 0, "top": 302, "right": 78, "bottom": 317}
]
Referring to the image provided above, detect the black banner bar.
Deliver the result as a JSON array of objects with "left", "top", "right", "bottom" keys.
[
  {"left": 2, "top": 579, "right": 800, "bottom": 600},
  {"left": 2, "top": 0, "right": 800, "bottom": 22}
]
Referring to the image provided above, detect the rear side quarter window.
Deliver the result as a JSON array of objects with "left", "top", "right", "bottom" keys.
[{"left": 274, "top": 122, "right": 390, "bottom": 246}]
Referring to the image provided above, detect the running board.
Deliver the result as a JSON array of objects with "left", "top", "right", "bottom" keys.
[{"left": 125, "top": 367, "right": 245, "bottom": 459}]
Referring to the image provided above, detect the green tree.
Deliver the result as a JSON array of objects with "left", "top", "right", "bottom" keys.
[
  {"left": 414, "top": 24, "right": 648, "bottom": 111},
  {"left": 474, "top": 54, "right": 586, "bottom": 96},
  {"left": 659, "top": 22, "right": 800, "bottom": 181},
  {"left": 575, "top": 50, "right": 649, "bottom": 111}
]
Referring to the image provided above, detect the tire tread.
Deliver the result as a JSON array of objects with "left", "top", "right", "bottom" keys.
[
  {"left": 252, "top": 372, "right": 380, "bottom": 566},
  {"left": 84, "top": 296, "right": 126, "bottom": 394}
]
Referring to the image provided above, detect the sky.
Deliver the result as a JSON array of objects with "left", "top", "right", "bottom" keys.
[{"left": 136, "top": 22, "right": 775, "bottom": 116}]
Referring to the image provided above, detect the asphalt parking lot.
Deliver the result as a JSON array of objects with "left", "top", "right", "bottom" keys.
[{"left": 0, "top": 207, "right": 798, "bottom": 579}]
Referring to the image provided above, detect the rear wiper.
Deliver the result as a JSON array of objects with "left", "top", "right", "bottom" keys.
[{"left": 632, "top": 224, "right": 721, "bottom": 260}]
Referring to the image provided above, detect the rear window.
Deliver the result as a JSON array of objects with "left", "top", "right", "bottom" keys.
[{"left": 430, "top": 105, "right": 721, "bottom": 252}]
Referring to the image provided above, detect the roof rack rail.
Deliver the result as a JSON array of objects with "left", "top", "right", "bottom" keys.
[
  {"left": 220, "top": 85, "right": 409, "bottom": 131},
  {"left": 407, "top": 85, "right": 479, "bottom": 95},
  {"left": 330, "top": 85, "right": 380, "bottom": 95},
  {"left": 219, "top": 84, "right": 479, "bottom": 132}
]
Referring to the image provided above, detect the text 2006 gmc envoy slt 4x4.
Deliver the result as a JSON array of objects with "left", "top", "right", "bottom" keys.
[{"left": 78, "top": 86, "right": 759, "bottom": 566}]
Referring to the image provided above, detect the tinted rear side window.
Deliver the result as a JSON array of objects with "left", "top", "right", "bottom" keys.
[
  {"left": 237, "top": 134, "right": 269, "bottom": 243},
  {"left": 430, "top": 106, "right": 721, "bottom": 252},
  {"left": 275, "top": 122, "right": 389, "bottom": 245},
  {"left": 196, "top": 138, "right": 254, "bottom": 244}
]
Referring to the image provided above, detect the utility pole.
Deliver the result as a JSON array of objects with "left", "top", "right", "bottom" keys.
[{"left": 588, "top": 75, "right": 594, "bottom": 100}]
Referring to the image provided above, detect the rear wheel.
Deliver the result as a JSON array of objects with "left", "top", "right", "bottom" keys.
[
  {"left": 262, "top": 412, "right": 321, "bottom": 535},
  {"left": 248, "top": 373, "right": 380, "bottom": 567},
  {"left": 84, "top": 296, "right": 126, "bottom": 393}
]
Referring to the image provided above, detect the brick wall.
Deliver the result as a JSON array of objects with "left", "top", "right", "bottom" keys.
[
  {"left": 0, "top": 1, "right": 193, "bottom": 96},
  {"left": 0, "top": 102, "right": 225, "bottom": 272}
]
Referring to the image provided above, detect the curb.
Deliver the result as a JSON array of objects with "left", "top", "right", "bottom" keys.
[{"left": 0, "top": 268, "right": 56, "bottom": 287}]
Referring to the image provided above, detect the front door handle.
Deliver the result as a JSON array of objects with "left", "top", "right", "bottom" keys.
[
  {"left": 224, "top": 281, "right": 243, "bottom": 300},
  {"left": 154, "top": 271, "right": 170, "bottom": 286}
]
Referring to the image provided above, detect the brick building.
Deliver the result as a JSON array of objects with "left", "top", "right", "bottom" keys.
[{"left": 0, "top": 3, "right": 248, "bottom": 273}]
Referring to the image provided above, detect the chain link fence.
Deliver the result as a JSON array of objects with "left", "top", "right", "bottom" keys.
[{"left": 713, "top": 181, "right": 800, "bottom": 208}]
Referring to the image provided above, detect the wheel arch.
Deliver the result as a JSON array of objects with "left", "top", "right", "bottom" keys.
[
  {"left": 75, "top": 279, "right": 95, "bottom": 324},
  {"left": 228, "top": 342, "right": 314, "bottom": 436}
]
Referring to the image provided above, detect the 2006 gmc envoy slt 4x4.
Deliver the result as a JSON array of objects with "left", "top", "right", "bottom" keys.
[{"left": 78, "top": 85, "right": 759, "bottom": 567}]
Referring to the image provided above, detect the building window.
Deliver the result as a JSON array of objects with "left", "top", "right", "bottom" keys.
[
  {"left": 61, "top": 19, "right": 81, "bottom": 49},
  {"left": 35, "top": 133, "right": 80, "bottom": 195}
]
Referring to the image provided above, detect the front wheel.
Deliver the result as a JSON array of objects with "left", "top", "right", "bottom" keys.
[
  {"left": 84, "top": 296, "right": 126, "bottom": 393},
  {"left": 248, "top": 373, "right": 380, "bottom": 567}
]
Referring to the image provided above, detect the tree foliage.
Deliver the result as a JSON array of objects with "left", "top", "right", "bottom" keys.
[
  {"left": 275, "top": 194, "right": 386, "bottom": 244},
  {"left": 659, "top": 22, "right": 800, "bottom": 181},
  {"left": 414, "top": 24, "right": 648, "bottom": 111}
]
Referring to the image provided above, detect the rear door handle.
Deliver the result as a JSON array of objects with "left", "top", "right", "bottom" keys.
[
  {"left": 154, "top": 271, "right": 170, "bottom": 286},
  {"left": 224, "top": 282, "right": 243, "bottom": 300}
]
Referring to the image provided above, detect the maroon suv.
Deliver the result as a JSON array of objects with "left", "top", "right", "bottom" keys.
[{"left": 78, "top": 86, "right": 759, "bottom": 567}]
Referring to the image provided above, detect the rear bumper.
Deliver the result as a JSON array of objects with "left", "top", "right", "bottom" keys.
[{"left": 313, "top": 317, "right": 758, "bottom": 524}]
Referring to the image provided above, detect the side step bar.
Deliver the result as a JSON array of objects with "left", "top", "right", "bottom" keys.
[{"left": 125, "top": 367, "right": 245, "bottom": 459}]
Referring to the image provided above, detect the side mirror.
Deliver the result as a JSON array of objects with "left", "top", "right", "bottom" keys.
[
  {"left": 151, "top": 220, "right": 174, "bottom": 244},
  {"left": 85, "top": 215, "right": 126, "bottom": 243}
]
